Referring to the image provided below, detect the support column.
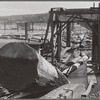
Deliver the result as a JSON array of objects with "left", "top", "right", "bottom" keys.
[
  {"left": 25, "top": 22, "right": 28, "bottom": 40},
  {"left": 51, "top": 13, "right": 55, "bottom": 65},
  {"left": 71, "top": 22, "right": 74, "bottom": 31},
  {"left": 56, "top": 22, "right": 61, "bottom": 62},
  {"left": 92, "top": 23, "right": 98, "bottom": 63},
  {"left": 98, "top": 3, "right": 100, "bottom": 68},
  {"left": 66, "top": 22, "right": 71, "bottom": 47}
]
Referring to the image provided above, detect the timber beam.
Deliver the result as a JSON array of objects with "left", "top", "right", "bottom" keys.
[{"left": 50, "top": 8, "right": 100, "bottom": 14}]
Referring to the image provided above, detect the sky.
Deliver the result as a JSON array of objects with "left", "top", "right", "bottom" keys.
[{"left": 0, "top": 1, "right": 99, "bottom": 16}]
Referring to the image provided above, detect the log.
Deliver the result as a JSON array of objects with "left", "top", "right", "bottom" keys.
[
  {"left": 40, "top": 83, "right": 86, "bottom": 99},
  {"left": 0, "top": 42, "right": 69, "bottom": 98},
  {"left": 0, "top": 42, "right": 38, "bottom": 91}
]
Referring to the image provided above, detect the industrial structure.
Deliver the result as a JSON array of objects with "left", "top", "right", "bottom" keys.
[
  {"left": 0, "top": 3, "right": 100, "bottom": 99},
  {"left": 41, "top": 3, "right": 100, "bottom": 70}
]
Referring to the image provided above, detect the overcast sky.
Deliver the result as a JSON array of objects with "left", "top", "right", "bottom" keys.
[{"left": 0, "top": 1, "right": 99, "bottom": 16}]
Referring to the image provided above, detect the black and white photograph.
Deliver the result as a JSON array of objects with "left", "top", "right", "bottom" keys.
[{"left": 0, "top": 1, "right": 99, "bottom": 99}]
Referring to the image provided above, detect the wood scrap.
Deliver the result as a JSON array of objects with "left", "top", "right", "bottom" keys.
[
  {"left": 87, "top": 67, "right": 97, "bottom": 84},
  {"left": 88, "top": 74, "right": 97, "bottom": 85},
  {"left": 61, "top": 47, "right": 71, "bottom": 57},
  {"left": 40, "top": 83, "right": 86, "bottom": 99},
  {"left": 81, "top": 80, "right": 94, "bottom": 97},
  {"left": 68, "top": 63, "right": 88, "bottom": 89}
]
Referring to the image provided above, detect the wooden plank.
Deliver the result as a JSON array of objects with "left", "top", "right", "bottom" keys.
[
  {"left": 87, "top": 67, "right": 97, "bottom": 84},
  {"left": 50, "top": 8, "right": 100, "bottom": 14},
  {"left": 87, "top": 67, "right": 94, "bottom": 74},
  {"left": 1, "top": 92, "right": 31, "bottom": 99},
  {"left": 40, "top": 83, "right": 86, "bottom": 99},
  {"left": 71, "top": 56, "right": 81, "bottom": 63},
  {"left": 51, "top": 13, "right": 55, "bottom": 65},
  {"left": 81, "top": 80, "right": 94, "bottom": 97},
  {"left": 88, "top": 73, "right": 97, "bottom": 85}
]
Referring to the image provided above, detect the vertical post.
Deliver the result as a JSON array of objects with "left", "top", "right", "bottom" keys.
[
  {"left": 92, "top": 23, "right": 98, "bottom": 63},
  {"left": 98, "top": 3, "right": 100, "bottom": 68},
  {"left": 93, "top": 3, "right": 95, "bottom": 8},
  {"left": 71, "top": 22, "right": 74, "bottom": 31},
  {"left": 56, "top": 22, "right": 61, "bottom": 62},
  {"left": 25, "top": 22, "right": 28, "bottom": 40},
  {"left": 32, "top": 22, "right": 34, "bottom": 31},
  {"left": 43, "top": 13, "right": 50, "bottom": 44},
  {"left": 4, "top": 23, "right": 6, "bottom": 31},
  {"left": 92, "top": 26, "right": 94, "bottom": 63},
  {"left": 17, "top": 23, "right": 19, "bottom": 31},
  {"left": 66, "top": 22, "right": 71, "bottom": 47},
  {"left": 51, "top": 13, "right": 55, "bottom": 65}
]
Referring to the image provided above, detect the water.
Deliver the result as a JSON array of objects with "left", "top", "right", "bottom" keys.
[{"left": 0, "top": 29, "right": 45, "bottom": 37}]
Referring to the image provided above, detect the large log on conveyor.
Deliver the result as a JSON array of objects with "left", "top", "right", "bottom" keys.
[{"left": 0, "top": 42, "right": 69, "bottom": 98}]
